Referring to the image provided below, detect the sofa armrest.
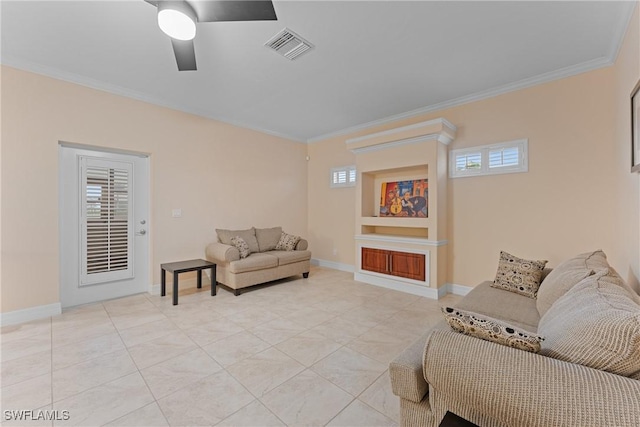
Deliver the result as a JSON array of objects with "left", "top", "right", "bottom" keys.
[
  {"left": 424, "top": 329, "right": 640, "bottom": 427},
  {"left": 389, "top": 330, "right": 432, "bottom": 403},
  {"left": 295, "top": 238, "right": 308, "bottom": 251},
  {"left": 205, "top": 242, "right": 240, "bottom": 264}
]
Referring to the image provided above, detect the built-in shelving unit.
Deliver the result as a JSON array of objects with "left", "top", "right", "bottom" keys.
[{"left": 347, "top": 118, "right": 456, "bottom": 299}]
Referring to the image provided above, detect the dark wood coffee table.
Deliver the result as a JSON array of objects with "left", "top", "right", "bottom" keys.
[{"left": 161, "top": 259, "right": 217, "bottom": 305}]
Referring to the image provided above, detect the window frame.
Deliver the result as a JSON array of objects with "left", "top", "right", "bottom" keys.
[
  {"left": 330, "top": 165, "right": 357, "bottom": 188},
  {"left": 449, "top": 139, "right": 528, "bottom": 178}
]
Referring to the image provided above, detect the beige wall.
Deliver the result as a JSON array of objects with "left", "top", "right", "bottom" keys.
[
  {"left": 1, "top": 66, "right": 308, "bottom": 313},
  {"left": 307, "top": 137, "right": 356, "bottom": 268},
  {"left": 3, "top": 7, "right": 639, "bottom": 314},
  {"left": 308, "top": 6, "right": 640, "bottom": 289},
  {"left": 612, "top": 4, "right": 640, "bottom": 292}
]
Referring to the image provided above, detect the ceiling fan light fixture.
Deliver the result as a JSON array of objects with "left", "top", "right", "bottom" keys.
[{"left": 157, "top": 1, "right": 197, "bottom": 41}]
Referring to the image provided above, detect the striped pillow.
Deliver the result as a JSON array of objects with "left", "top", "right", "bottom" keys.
[
  {"left": 536, "top": 250, "right": 608, "bottom": 317},
  {"left": 538, "top": 269, "right": 640, "bottom": 379}
]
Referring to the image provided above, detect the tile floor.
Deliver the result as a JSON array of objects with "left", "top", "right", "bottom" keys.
[{"left": 0, "top": 266, "right": 461, "bottom": 427}]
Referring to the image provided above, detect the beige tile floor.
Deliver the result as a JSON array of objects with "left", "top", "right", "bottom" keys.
[{"left": 0, "top": 266, "right": 461, "bottom": 427}]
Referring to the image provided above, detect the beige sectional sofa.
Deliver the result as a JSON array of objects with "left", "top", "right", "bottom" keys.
[
  {"left": 390, "top": 250, "right": 640, "bottom": 427},
  {"left": 205, "top": 226, "right": 311, "bottom": 295}
]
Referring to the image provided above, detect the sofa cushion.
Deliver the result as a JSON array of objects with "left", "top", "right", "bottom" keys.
[
  {"left": 255, "top": 227, "right": 282, "bottom": 252},
  {"left": 458, "top": 281, "right": 540, "bottom": 330},
  {"left": 230, "top": 236, "right": 251, "bottom": 259},
  {"left": 228, "top": 253, "right": 278, "bottom": 274},
  {"left": 538, "top": 269, "right": 640, "bottom": 379},
  {"left": 269, "top": 250, "right": 312, "bottom": 266},
  {"left": 275, "top": 232, "right": 301, "bottom": 251},
  {"left": 442, "top": 307, "right": 544, "bottom": 353},
  {"left": 491, "top": 251, "right": 547, "bottom": 298},
  {"left": 216, "top": 228, "right": 260, "bottom": 254},
  {"left": 536, "top": 250, "right": 608, "bottom": 317}
]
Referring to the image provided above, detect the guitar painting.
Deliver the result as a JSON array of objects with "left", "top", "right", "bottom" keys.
[{"left": 379, "top": 179, "right": 428, "bottom": 217}]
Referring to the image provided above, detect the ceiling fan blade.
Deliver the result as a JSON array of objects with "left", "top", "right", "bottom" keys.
[
  {"left": 144, "top": 0, "right": 277, "bottom": 22},
  {"left": 192, "top": 0, "right": 277, "bottom": 22},
  {"left": 171, "top": 39, "right": 197, "bottom": 71}
]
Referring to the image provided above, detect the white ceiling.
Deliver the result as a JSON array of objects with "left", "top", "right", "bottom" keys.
[{"left": 1, "top": 1, "right": 636, "bottom": 142}]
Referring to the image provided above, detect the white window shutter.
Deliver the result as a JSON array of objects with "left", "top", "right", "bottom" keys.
[
  {"left": 450, "top": 139, "right": 528, "bottom": 178},
  {"left": 330, "top": 165, "right": 357, "bottom": 188}
]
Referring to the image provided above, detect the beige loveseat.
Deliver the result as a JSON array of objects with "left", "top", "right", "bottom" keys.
[
  {"left": 205, "top": 227, "right": 311, "bottom": 295},
  {"left": 390, "top": 250, "right": 640, "bottom": 426}
]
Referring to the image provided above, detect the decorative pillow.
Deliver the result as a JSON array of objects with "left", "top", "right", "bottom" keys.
[
  {"left": 491, "top": 251, "right": 548, "bottom": 298},
  {"left": 442, "top": 307, "right": 544, "bottom": 353},
  {"left": 275, "top": 232, "right": 301, "bottom": 251},
  {"left": 255, "top": 227, "right": 282, "bottom": 252},
  {"left": 216, "top": 228, "right": 260, "bottom": 254},
  {"left": 536, "top": 250, "right": 608, "bottom": 317},
  {"left": 538, "top": 269, "right": 640, "bottom": 379},
  {"left": 230, "top": 236, "right": 251, "bottom": 259}
]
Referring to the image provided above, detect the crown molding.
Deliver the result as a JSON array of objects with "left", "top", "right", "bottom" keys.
[
  {"left": 307, "top": 56, "right": 614, "bottom": 144},
  {"left": 0, "top": 57, "right": 305, "bottom": 143}
]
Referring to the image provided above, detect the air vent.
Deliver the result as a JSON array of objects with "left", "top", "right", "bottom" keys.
[{"left": 265, "top": 28, "right": 314, "bottom": 60}]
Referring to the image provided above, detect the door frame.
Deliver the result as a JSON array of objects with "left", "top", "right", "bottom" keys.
[{"left": 58, "top": 141, "right": 152, "bottom": 308}]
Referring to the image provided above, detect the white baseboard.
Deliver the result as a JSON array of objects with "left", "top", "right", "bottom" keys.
[
  {"left": 447, "top": 283, "right": 473, "bottom": 296},
  {"left": 149, "top": 283, "right": 161, "bottom": 295},
  {"left": 354, "top": 272, "right": 445, "bottom": 299},
  {"left": 311, "top": 258, "right": 355, "bottom": 273},
  {"left": 313, "top": 260, "right": 473, "bottom": 299},
  {"left": 0, "top": 303, "right": 62, "bottom": 326}
]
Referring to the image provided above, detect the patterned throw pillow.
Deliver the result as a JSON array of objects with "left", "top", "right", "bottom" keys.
[
  {"left": 275, "top": 232, "right": 301, "bottom": 251},
  {"left": 442, "top": 307, "right": 545, "bottom": 353},
  {"left": 230, "top": 236, "right": 251, "bottom": 259},
  {"left": 491, "top": 251, "right": 548, "bottom": 298}
]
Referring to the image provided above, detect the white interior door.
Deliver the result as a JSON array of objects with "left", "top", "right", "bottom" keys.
[{"left": 59, "top": 144, "right": 150, "bottom": 308}]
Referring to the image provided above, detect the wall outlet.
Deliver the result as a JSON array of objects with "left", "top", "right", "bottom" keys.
[
  {"left": 172, "top": 209, "right": 182, "bottom": 218},
  {"left": 332, "top": 248, "right": 338, "bottom": 256}
]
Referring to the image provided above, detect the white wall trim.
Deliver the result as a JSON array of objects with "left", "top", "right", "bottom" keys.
[
  {"left": 311, "top": 258, "right": 355, "bottom": 273},
  {"left": 447, "top": 283, "right": 473, "bottom": 296},
  {"left": 354, "top": 272, "right": 445, "bottom": 299},
  {"left": 0, "top": 303, "right": 62, "bottom": 326},
  {"left": 149, "top": 283, "right": 161, "bottom": 295},
  {"left": 307, "top": 56, "right": 613, "bottom": 144},
  {"left": 349, "top": 134, "right": 442, "bottom": 154},
  {"left": 355, "top": 234, "right": 447, "bottom": 246},
  {"left": 1, "top": 57, "right": 305, "bottom": 143},
  {"left": 345, "top": 118, "right": 457, "bottom": 146},
  {"left": 311, "top": 260, "right": 473, "bottom": 299}
]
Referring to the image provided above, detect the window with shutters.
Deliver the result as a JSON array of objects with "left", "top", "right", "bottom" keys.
[
  {"left": 330, "top": 165, "right": 357, "bottom": 188},
  {"left": 449, "top": 139, "right": 528, "bottom": 178}
]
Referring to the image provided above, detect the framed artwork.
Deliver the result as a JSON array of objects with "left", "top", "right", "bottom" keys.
[
  {"left": 632, "top": 79, "right": 640, "bottom": 173},
  {"left": 379, "top": 179, "right": 428, "bottom": 217}
]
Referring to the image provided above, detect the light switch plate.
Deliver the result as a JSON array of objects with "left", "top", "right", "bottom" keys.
[{"left": 172, "top": 209, "right": 182, "bottom": 218}]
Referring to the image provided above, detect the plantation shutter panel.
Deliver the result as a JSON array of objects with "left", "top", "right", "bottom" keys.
[{"left": 80, "top": 157, "right": 134, "bottom": 285}]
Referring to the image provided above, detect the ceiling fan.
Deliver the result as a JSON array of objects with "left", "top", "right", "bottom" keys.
[{"left": 144, "top": 0, "right": 277, "bottom": 71}]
